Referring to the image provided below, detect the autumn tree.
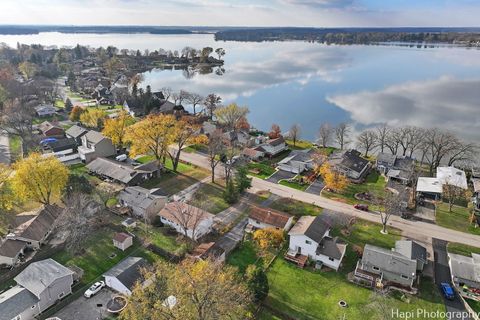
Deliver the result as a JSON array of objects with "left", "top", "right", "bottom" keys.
[
  {"left": 102, "top": 110, "right": 135, "bottom": 150},
  {"left": 69, "top": 105, "right": 84, "bottom": 121},
  {"left": 18, "top": 61, "right": 37, "bottom": 80},
  {"left": 206, "top": 129, "right": 225, "bottom": 183},
  {"left": 357, "top": 130, "right": 378, "bottom": 157},
  {"left": 253, "top": 227, "right": 284, "bottom": 252},
  {"left": 11, "top": 153, "right": 69, "bottom": 205},
  {"left": 121, "top": 259, "right": 252, "bottom": 320},
  {"left": 203, "top": 93, "right": 221, "bottom": 119},
  {"left": 0, "top": 164, "right": 15, "bottom": 228},
  {"left": 79, "top": 108, "right": 106, "bottom": 128},
  {"left": 318, "top": 162, "right": 348, "bottom": 193},
  {"left": 317, "top": 123, "right": 333, "bottom": 148},
  {"left": 334, "top": 122, "right": 350, "bottom": 150},
  {"left": 214, "top": 103, "right": 249, "bottom": 131},
  {"left": 288, "top": 124, "right": 301, "bottom": 147},
  {"left": 268, "top": 124, "right": 282, "bottom": 139},
  {"left": 125, "top": 114, "right": 177, "bottom": 172}
]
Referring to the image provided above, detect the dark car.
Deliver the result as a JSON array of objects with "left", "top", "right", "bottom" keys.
[
  {"left": 354, "top": 204, "right": 369, "bottom": 211},
  {"left": 441, "top": 282, "right": 455, "bottom": 300}
]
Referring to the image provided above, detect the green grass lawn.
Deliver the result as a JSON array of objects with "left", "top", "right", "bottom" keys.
[
  {"left": 269, "top": 197, "right": 323, "bottom": 217},
  {"left": 183, "top": 144, "right": 208, "bottom": 154},
  {"left": 322, "top": 171, "right": 386, "bottom": 207},
  {"left": 436, "top": 202, "right": 478, "bottom": 235},
  {"left": 285, "top": 139, "right": 313, "bottom": 150},
  {"left": 8, "top": 135, "right": 22, "bottom": 162},
  {"left": 68, "top": 163, "right": 102, "bottom": 185},
  {"left": 188, "top": 182, "right": 229, "bottom": 214},
  {"left": 278, "top": 179, "right": 309, "bottom": 191},
  {"left": 447, "top": 242, "right": 480, "bottom": 256},
  {"left": 316, "top": 146, "right": 337, "bottom": 156},
  {"left": 256, "top": 309, "right": 283, "bottom": 320},
  {"left": 247, "top": 162, "right": 276, "bottom": 179},
  {"left": 131, "top": 222, "right": 187, "bottom": 255},
  {"left": 52, "top": 227, "right": 161, "bottom": 285},
  {"left": 55, "top": 99, "right": 65, "bottom": 108}
]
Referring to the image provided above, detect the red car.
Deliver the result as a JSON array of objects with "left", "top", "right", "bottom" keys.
[{"left": 354, "top": 204, "right": 369, "bottom": 211}]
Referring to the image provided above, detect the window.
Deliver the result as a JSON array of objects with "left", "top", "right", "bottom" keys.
[
  {"left": 372, "top": 266, "right": 380, "bottom": 271},
  {"left": 305, "top": 240, "right": 312, "bottom": 245},
  {"left": 58, "top": 292, "right": 65, "bottom": 299},
  {"left": 329, "top": 257, "right": 335, "bottom": 262}
]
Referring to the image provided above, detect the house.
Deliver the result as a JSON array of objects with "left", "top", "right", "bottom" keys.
[
  {"left": 224, "top": 130, "right": 255, "bottom": 147},
  {"left": 329, "top": 149, "right": 371, "bottom": 182},
  {"left": 0, "top": 239, "right": 28, "bottom": 267},
  {"left": 0, "top": 259, "right": 74, "bottom": 320},
  {"left": 113, "top": 232, "right": 133, "bottom": 251},
  {"left": 472, "top": 177, "right": 480, "bottom": 212},
  {"left": 103, "top": 257, "right": 147, "bottom": 296},
  {"left": 247, "top": 206, "right": 293, "bottom": 232},
  {"left": 285, "top": 216, "right": 347, "bottom": 271},
  {"left": 158, "top": 202, "right": 214, "bottom": 241},
  {"left": 353, "top": 240, "right": 427, "bottom": 291},
  {"left": 41, "top": 138, "right": 77, "bottom": 154},
  {"left": 448, "top": 252, "right": 480, "bottom": 301},
  {"left": 11, "top": 205, "right": 63, "bottom": 249},
  {"left": 416, "top": 166, "right": 468, "bottom": 200},
  {"left": 277, "top": 149, "right": 315, "bottom": 174},
  {"left": 255, "top": 136, "right": 287, "bottom": 157},
  {"left": 118, "top": 186, "right": 167, "bottom": 222},
  {"left": 65, "top": 125, "right": 88, "bottom": 146},
  {"left": 78, "top": 130, "right": 116, "bottom": 163},
  {"left": 376, "top": 153, "right": 415, "bottom": 185},
  {"left": 34, "top": 104, "right": 57, "bottom": 117},
  {"left": 242, "top": 147, "right": 264, "bottom": 161},
  {"left": 86, "top": 157, "right": 160, "bottom": 186},
  {"left": 37, "top": 121, "right": 65, "bottom": 138}
]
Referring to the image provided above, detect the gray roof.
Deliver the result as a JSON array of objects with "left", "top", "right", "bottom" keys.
[
  {"left": 15, "top": 205, "right": 63, "bottom": 242},
  {"left": 395, "top": 240, "right": 427, "bottom": 263},
  {"left": 377, "top": 152, "right": 396, "bottom": 166},
  {"left": 0, "top": 239, "right": 27, "bottom": 259},
  {"left": 278, "top": 149, "right": 313, "bottom": 166},
  {"left": 119, "top": 186, "right": 166, "bottom": 211},
  {"left": 14, "top": 259, "right": 74, "bottom": 297},
  {"left": 0, "top": 286, "right": 39, "bottom": 320},
  {"left": 65, "top": 125, "right": 88, "bottom": 138},
  {"left": 316, "top": 237, "right": 347, "bottom": 260},
  {"left": 448, "top": 253, "right": 480, "bottom": 283},
  {"left": 104, "top": 257, "right": 146, "bottom": 291},
  {"left": 85, "top": 130, "right": 108, "bottom": 144},
  {"left": 362, "top": 244, "right": 417, "bottom": 278},
  {"left": 86, "top": 158, "right": 138, "bottom": 184},
  {"left": 159, "top": 100, "right": 176, "bottom": 113},
  {"left": 340, "top": 149, "right": 369, "bottom": 174},
  {"left": 289, "top": 216, "right": 330, "bottom": 243}
]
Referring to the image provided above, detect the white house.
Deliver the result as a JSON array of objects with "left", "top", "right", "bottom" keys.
[
  {"left": 158, "top": 202, "right": 214, "bottom": 241},
  {"left": 247, "top": 206, "right": 293, "bottom": 232},
  {"left": 103, "top": 257, "right": 147, "bottom": 296},
  {"left": 255, "top": 137, "right": 287, "bottom": 157},
  {"left": 34, "top": 104, "right": 57, "bottom": 117},
  {"left": 0, "top": 239, "right": 27, "bottom": 267},
  {"left": 113, "top": 232, "right": 133, "bottom": 251},
  {"left": 277, "top": 149, "right": 315, "bottom": 174},
  {"left": 78, "top": 130, "right": 116, "bottom": 163},
  {"left": 417, "top": 166, "right": 468, "bottom": 199},
  {"left": 286, "top": 216, "right": 346, "bottom": 271}
]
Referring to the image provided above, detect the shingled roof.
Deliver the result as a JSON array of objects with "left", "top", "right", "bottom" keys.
[
  {"left": 15, "top": 205, "right": 63, "bottom": 242},
  {"left": 288, "top": 216, "right": 330, "bottom": 243},
  {"left": 249, "top": 206, "right": 291, "bottom": 229},
  {"left": 104, "top": 257, "right": 146, "bottom": 291},
  {"left": 0, "top": 239, "right": 27, "bottom": 259}
]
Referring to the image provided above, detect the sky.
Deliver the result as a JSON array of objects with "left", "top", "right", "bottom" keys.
[{"left": 1, "top": 0, "right": 480, "bottom": 27}]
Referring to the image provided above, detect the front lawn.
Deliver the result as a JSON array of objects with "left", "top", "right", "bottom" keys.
[
  {"left": 436, "top": 202, "right": 478, "bottom": 235},
  {"left": 188, "top": 182, "right": 229, "bottom": 214},
  {"left": 247, "top": 162, "right": 276, "bottom": 179},
  {"left": 322, "top": 171, "right": 386, "bottom": 207},
  {"left": 285, "top": 139, "right": 313, "bottom": 150},
  {"left": 279, "top": 178, "right": 309, "bottom": 191},
  {"left": 269, "top": 197, "right": 323, "bottom": 217},
  {"left": 183, "top": 144, "right": 208, "bottom": 154},
  {"left": 9, "top": 135, "right": 22, "bottom": 162},
  {"left": 447, "top": 242, "right": 480, "bottom": 256}
]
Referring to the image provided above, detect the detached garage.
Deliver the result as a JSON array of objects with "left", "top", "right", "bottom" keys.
[{"left": 103, "top": 257, "right": 146, "bottom": 296}]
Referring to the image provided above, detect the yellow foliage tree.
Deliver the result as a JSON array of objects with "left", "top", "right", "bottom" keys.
[
  {"left": 11, "top": 153, "right": 69, "bottom": 205},
  {"left": 102, "top": 110, "right": 135, "bottom": 149},
  {"left": 318, "top": 162, "right": 349, "bottom": 193},
  {"left": 18, "top": 61, "right": 37, "bottom": 80},
  {"left": 253, "top": 227, "right": 284, "bottom": 252},
  {"left": 0, "top": 164, "right": 14, "bottom": 211},
  {"left": 125, "top": 114, "right": 177, "bottom": 168},
  {"left": 69, "top": 105, "right": 85, "bottom": 121},
  {"left": 79, "top": 108, "right": 107, "bottom": 128}
]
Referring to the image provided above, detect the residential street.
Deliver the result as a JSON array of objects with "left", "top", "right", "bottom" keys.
[
  {"left": 433, "top": 239, "right": 471, "bottom": 320},
  {"left": 178, "top": 150, "right": 480, "bottom": 247}
]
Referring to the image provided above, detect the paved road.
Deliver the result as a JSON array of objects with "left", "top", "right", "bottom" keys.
[
  {"left": 433, "top": 239, "right": 471, "bottom": 320},
  {"left": 0, "top": 133, "right": 11, "bottom": 164},
  {"left": 179, "top": 150, "right": 480, "bottom": 247}
]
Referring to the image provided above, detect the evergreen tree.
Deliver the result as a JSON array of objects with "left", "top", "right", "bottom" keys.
[
  {"left": 235, "top": 166, "right": 252, "bottom": 194},
  {"left": 223, "top": 179, "right": 238, "bottom": 204},
  {"left": 245, "top": 265, "right": 269, "bottom": 303}
]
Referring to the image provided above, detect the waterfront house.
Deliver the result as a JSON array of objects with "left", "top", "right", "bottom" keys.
[
  {"left": 416, "top": 166, "right": 468, "bottom": 200},
  {"left": 277, "top": 149, "right": 315, "bottom": 174},
  {"left": 329, "top": 149, "right": 371, "bottom": 182},
  {"left": 376, "top": 152, "right": 415, "bottom": 185}
]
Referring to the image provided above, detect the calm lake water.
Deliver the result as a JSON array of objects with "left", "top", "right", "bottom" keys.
[{"left": 1, "top": 32, "right": 480, "bottom": 141}]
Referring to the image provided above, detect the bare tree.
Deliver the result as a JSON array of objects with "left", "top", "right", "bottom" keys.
[
  {"left": 207, "top": 129, "right": 225, "bottom": 183},
  {"left": 0, "top": 98, "right": 36, "bottom": 155},
  {"left": 163, "top": 201, "right": 209, "bottom": 242},
  {"left": 423, "top": 128, "right": 458, "bottom": 175},
  {"left": 375, "top": 189, "right": 407, "bottom": 234},
  {"left": 443, "top": 180, "right": 468, "bottom": 213},
  {"left": 356, "top": 130, "right": 378, "bottom": 157},
  {"left": 375, "top": 123, "right": 390, "bottom": 153},
  {"left": 161, "top": 87, "right": 172, "bottom": 101},
  {"left": 288, "top": 124, "right": 301, "bottom": 147},
  {"left": 186, "top": 92, "right": 204, "bottom": 116},
  {"left": 447, "top": 141, "right": 477, "bottom": 166},
  {"left": 334, "top": 122, "right": 350, "bottom": 150},
  {"left": 317, "top": 123, "right": 333, "bottom": 148},
  {"left": 203, "top": 93, "right": 222, "bottom": 120},
  {"left": 385, "top": 128, "right": 400, "bottom": 155}
]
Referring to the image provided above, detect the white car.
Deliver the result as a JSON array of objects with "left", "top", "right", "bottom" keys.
[{"left": 84, "top": 281, "right": 105, "bottom": 298}]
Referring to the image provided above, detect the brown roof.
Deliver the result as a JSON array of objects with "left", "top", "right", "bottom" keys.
[
  {"left": 37, "top": 121, "right": 63, "bottom": 134},
  {"left": 190, "top": 242, "right": 215, "bottom": 257},
  {"left": 158, "top": 202, "right": 214, "bottom": 230},
  {"left": 268, "top": 136, "right": 285, "bottom": 147},
  {"left": 243, "top": 147, "right": 261, "bottom": 157},
  {"left": 248, "top": 206, "right": 292, "bottom": 229},
  {"left": 15, "top": 205, "right": 63, "bottom": 242},
  {"left": 0, "top": 239, "right": 27, "bottom": 258},
  {"left": 113, "top": 232, "right": 132, "bottom": 243}
]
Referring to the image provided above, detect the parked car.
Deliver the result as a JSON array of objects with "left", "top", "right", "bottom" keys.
[
  {"left": 84, "top": 281, "right": 105, "bottom": 298},
  {"left": 354, "top": 204, "right": 369, "bottom": 211},
  {"left": 440, "top": 282, "right": 455, "bottom": 300}
]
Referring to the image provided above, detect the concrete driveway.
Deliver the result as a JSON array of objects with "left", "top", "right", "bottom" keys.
[
  {"left": 53, "top": 288, "right": 114, "bottom": 320},
  {"left": 306, "top": 179, "right": 325, "bottom": 195},
  {"left": 266, "top": 170, "right": 296, "bottom": 183},
  {"left": 432, "top": 238, "right": 470, "bottom": 320}
]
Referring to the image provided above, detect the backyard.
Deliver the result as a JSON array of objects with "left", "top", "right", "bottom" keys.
[
  {"left": 188, "top": 182, "right": 230, "bottom": 214},
  {"left": 435, "top": 202, "right": 478, "bottom": 235},
  {"left": 131, "top": 222, "right": 187, "bottom": 255}
]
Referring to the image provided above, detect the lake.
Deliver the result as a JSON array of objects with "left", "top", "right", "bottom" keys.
[{"left": 1, "top": 32, "right": 479, "bottom": 141}]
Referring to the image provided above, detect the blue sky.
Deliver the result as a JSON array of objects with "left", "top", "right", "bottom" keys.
[{"left": 1, "top": 0, "right": 480, "bottom": 26}]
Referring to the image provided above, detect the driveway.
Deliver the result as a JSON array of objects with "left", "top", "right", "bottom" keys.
[
  {"left": 53, "top": 289, "right": 114, "bottom": 320},
  {"left": 214, "top": 196, "right": 250, "bottom": 229},
  {"left": 432, "top": 238, "right": 471, "bottom": 320},
  {"left": 306, "top": 179, "right": 325, "bottom": 195},
  {"left": 266, "top": 170, "right": 296, "bottom": 183}
]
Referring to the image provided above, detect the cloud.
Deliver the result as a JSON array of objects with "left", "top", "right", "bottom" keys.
[
  {"left": 326, "top": 76, "right": 480, "bottom": 141},
  {"left": 281, "top": 0, "right": 356, "bottom": 9}
]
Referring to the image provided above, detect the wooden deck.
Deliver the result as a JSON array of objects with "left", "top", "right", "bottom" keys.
[{"left": 284, "top": 251, "right": 308, "bottom": 268}]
